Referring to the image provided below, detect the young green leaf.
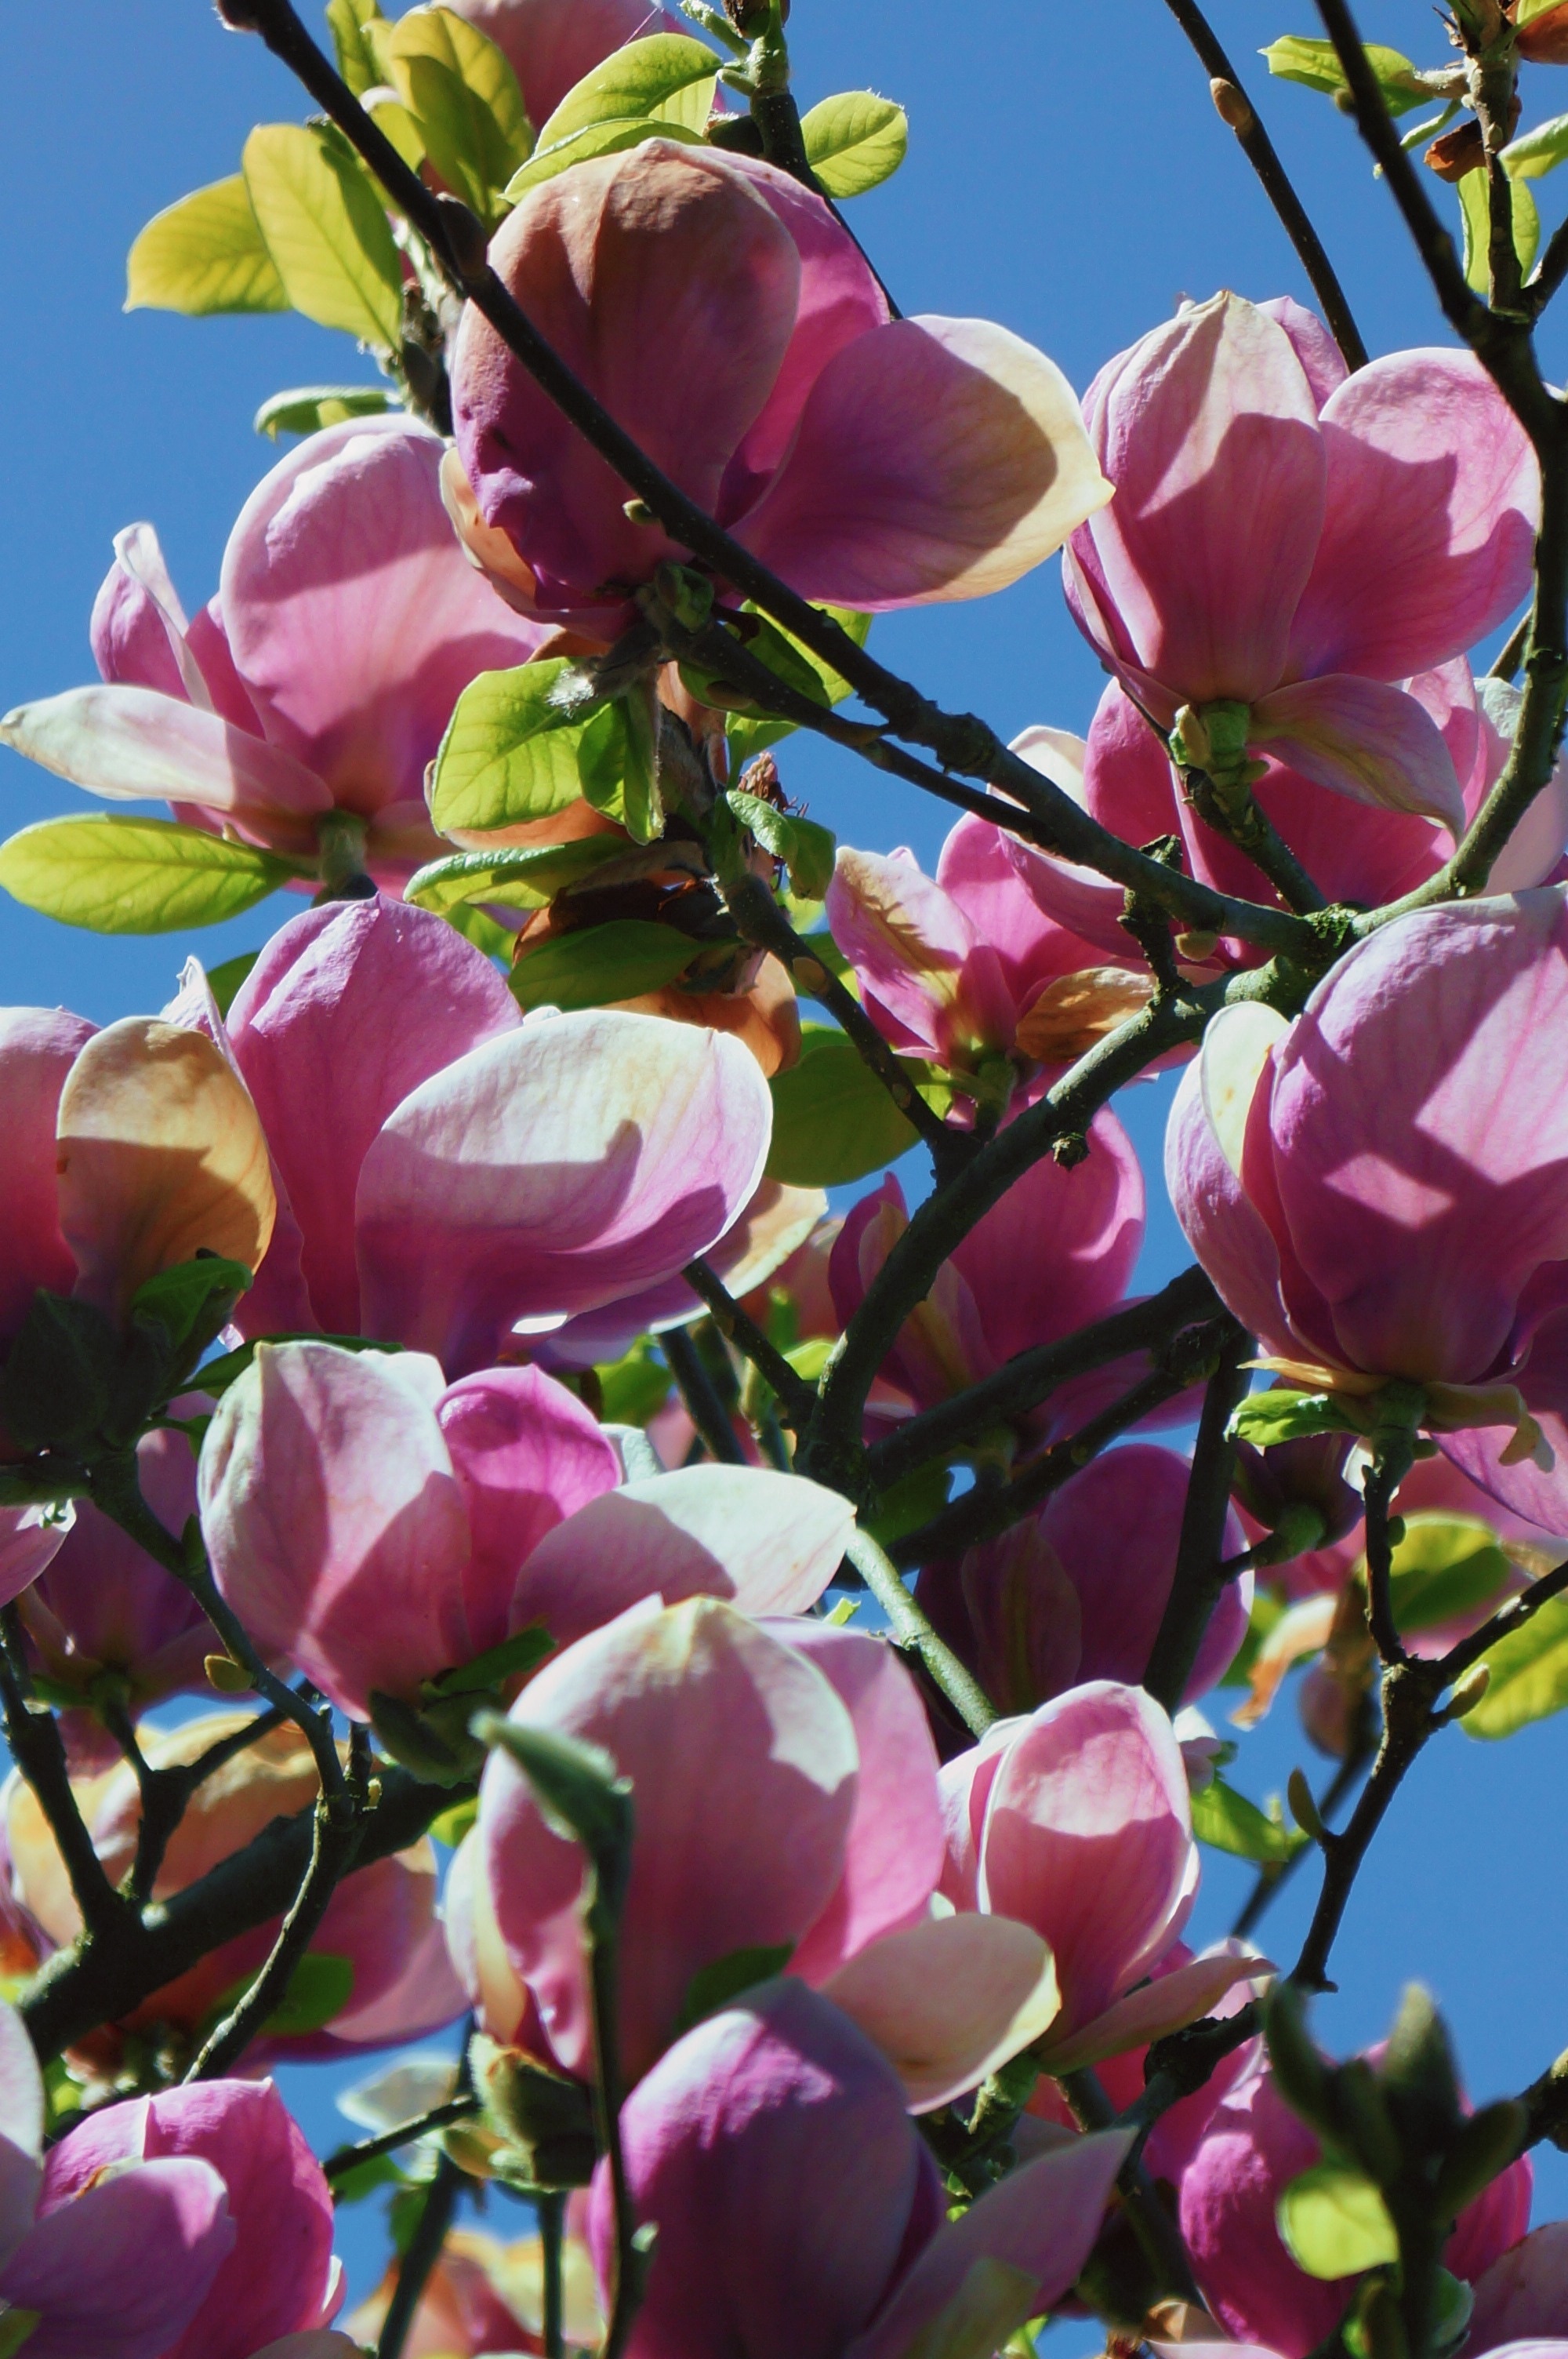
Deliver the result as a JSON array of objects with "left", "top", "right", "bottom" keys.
[
  {"left": 1385, "top": 1514, "right": 1515, "bottom": 1637},
  {"left": 0, "top": 816, "right": 295, "bottom": 934},
  {"left": 254, "top": 383, "right": 397, "bottom": 440},
  {"left": 509, "top": 920, "right": 701, "bottom": 1013},
  {"left": 241, "top": 122, "right": 405, "bottom": 347},
  {"left": 326, "top": 0, "right": 388, "bottom": 95},
  {"left": 800, "top": 93, "right": 909, "bottom": 197},
  {"left": 131, "top": 1256, "right": 255, "bottom": 1360},
  {"left": 532, "top": 31, "right": 720, "bottom": 148},
  {"left": 504, "top": 114, "right": 706, "bottom": 199},
  {"left": 384, "top": 6, "right": 534, "bottom": 220},
  {"left": 725, "top": 791, "right": 837, "bottom": 900},
  {"left": 1229, "top": 1389, "right": 1368, "bottom": 1448},
  {"left": 1501, "top": 111, "right": 1568, "bottom": 178},
  {"left": 1277, "top": 2163, "right": 1399, "bottom": 2279},
  {"left": 429, "top": 660, "right": 602, "bottom": 834},
  {"left": 405, "top": 836, "right": 623, "bottom": 914},
  {"left": 426, "top": 1623, "right": 555, "bottom": 1699},
  {"left": 1461, "top": 1588, "right": 1568, "bottom": 1739},
  {"left": 1457, "top": 165, "right": 1539, "bottom": 293},
  {"left": 126, "top": 176, "right": 288, "bottom": 317},
  {"left": 1191, "top": 1774, "right": 1307, "bottom": 1864},
  {"left": 676, "top": 1945, "right": 794, "bottom": 2036},
  {"left": 213, "top": 1953, "right": 356, "bottom": 2041},
  {"left": 765, "top": 1025, "right": 919, "bottom": 1187},
  {"left": 1260, "top": 35, "right": 1430, "bottom": 114},
  {"left": 597, "top": 1337, "right": 675, "bottom": 1427},
  {"left": 204, "top": 949, "right": 260, "bottom": 1018}
]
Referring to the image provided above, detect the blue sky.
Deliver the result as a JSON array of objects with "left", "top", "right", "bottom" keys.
[{"left": 5, "top": 0, "right": 1568, "bottom": 2315}]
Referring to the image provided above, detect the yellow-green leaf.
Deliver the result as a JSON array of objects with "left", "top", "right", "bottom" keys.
[
  {"left": 326, "top": 0, "right": 388, "bottom": 95},
  {"left": 1462, "top": 1587, "right": 1568, "bottom": 1739},
  {"left": 405, "top": 836, "right": 622, "bottom": 913},
  {"left": 766, "top": 1025, "right": 919, "bottom": 1187},
  {"left": 504, "top": 114, "right": 706, "bottom": 200},
  {"left": 800, "top": 92, "right": 908, "bottom": 198},
  {"left": 254, "top": 383, "right": 397, "bottom": 439},
  {"left": 1260, "top": 35, "right": 1430, "bottom": 115},
  {"left": 534, "top": 31, "right": 719, "bottom": 148},
  {"left": 1385, "top": 1514, "right": 1515, "bottom": 1637},
  {"left": 385, "top": 5, "right": 533, "bottom": 220},
  {"left": 510, "top": 919, "right": 700, "bottom": 1012},
  {"left": 0, "top": 816, "right": 296, "bottom": 934},
  {"left": 1502, "top": 111, "right": 1568, "bottom": 180},
  {"left": 1277, "top": 2163, "right": 1399, "bottom": 2279},
  {"left": 242, "top": 122, "right": 404, "bottom": 347},
  {"left": 429, "top": 660, "right": 601, "bottom": 834},
  {"left": 126, "top": 176, "right": 288, "bottom": 317},
  {"left": 1457, "top": 165, "right": 1539, "bottom": 295}
]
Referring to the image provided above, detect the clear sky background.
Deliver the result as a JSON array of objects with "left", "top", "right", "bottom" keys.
[{"left": 4, "top": 0, "right": 1568, "bottom": 2321}]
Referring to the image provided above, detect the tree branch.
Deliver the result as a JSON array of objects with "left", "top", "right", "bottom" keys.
[
  {"left": 662, "top": 1328, "right": 747, "bottom": 1465},
  {"left": 377, "top": 2150, "right": 464, "bottom": 2359},
  {"left": 322, "top": 2095, "right": 481, "bottom": 2183},
  {"left": 681, "top": 1258, "right": 818, "bottom": 1430},
  {"left": 843, "top": 1526, "right": 997, "bottom": 1737},
  {"left": 1292, "top": 1657, "right": 1441, "bottom": 1990},
  {"left": 0, "top": 1612, "right": 129, "bottom": 1947},
  {"left": 1142, "top": 1328, "right": 1255, "bottom": 1710}
]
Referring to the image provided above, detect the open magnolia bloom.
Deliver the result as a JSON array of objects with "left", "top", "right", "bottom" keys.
[
  {"left": 0, "top": 417, "right": 546, "bottom": 892},
  {"left": 1066, "top": 292, "right": 1538, "bottom": 827},
  {"left": 453, "top": 1597, "right": 1063, "bottom": 2109},
  {"left": 447, "top": 140, "right": 1110, "bottom": 637},
  {"left": 221, "top": 896, "right": 772, "bottom": 1369},
  {"left": 590, "top": 1978, "right": 1131, "bottom": 2359},
  {"left": 1167, "top": 889, "right": 1568, "bottom": 1528}
]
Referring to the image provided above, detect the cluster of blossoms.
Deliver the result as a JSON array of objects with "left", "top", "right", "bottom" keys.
[{"left": 8, "top": 0, "right": 1568, "bottom": 2354}]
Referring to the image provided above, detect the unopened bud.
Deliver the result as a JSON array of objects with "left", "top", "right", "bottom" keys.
[
  {"left": 1210, "top": 77, "right": 1257, "bottom": 133},
  {"left": 623, "top": 499, "right": 657, "bottom": 525},
  {"left": 1446, "top": 1661, "right": 1491, "bottom": 1719},
  {"left": 204, "top": 1652, "right": 252, "bottom": 1694},
  {"left": 1175, "top": 929, "right": 1220, "bottom": 961},
  {"left": 1287, "top": 1765, "right": 1327, "bottom": 1844},
  {"left": 435, "top": 194, "right": 490, "bottom": 284},
  {"left": 214, "top": 0, "right": 267, "bottom": 27}
]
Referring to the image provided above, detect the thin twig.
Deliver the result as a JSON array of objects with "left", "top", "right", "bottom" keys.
[
  {"left": 662, "top": 1328, "right": 746, "bottom": 1465},
  {"left": 1062, "top": 2066, "right": 1203, "bottom": 2306},
  {"left": 1230, "top": 1734, "right": 1375, "bottom": 1941},
  {"left": 844, "top": 1525, "right": 997, "bottom": 1736},
  {"left": 377, "top": 2150, "right": 464, "bottom": 2359},
  {"left": 1292, "top": 1657, "right": 1440, "bottom": 1990},
  {"left": 322, "top": 2095, "right": 481, "bottom": 2182},
  {"left": 0, "top": 1612, "right": 128, "bottom": 1946},
  {"left": 1143, "top": 1329, "right": 1255, "bottom": 1710},
  {"left": 1436, "top": 1550, "right": 1568, "bottom": 1685},
  {"left": 681, "top": 1257, "right": 817, "bottom": 1429}
]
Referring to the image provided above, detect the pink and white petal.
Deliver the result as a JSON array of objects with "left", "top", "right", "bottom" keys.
[
  {"left": 997, "top": 716, "right": 1148, "bottom": 965},
  {"left": 90, "top": 525, "right": 204, "bottom": 706},
  {"left": 447, "top": 0, "right": 678, "bottom": 130},
  {"left": 356, "top": 1010, "right": 772, "bottom": 1375},
  {"left": 510, "top": 1466, "right": 855, "bottom": 1652},
  {"left": 936, "top": 1718, "right": 1022, "bottom": 1911},
  {"left": 2, "top": 2157, "right": 234, "bottom": 2359},
  {"left": 1258, "top": 296, "right": 1348, "bottom": 413},
  {"left": 220, "top": 416, "right": 549, "bottom": 812},
  {"left": 782, "top": 1625, "right": 947, "bottom": 1983},
  {"left": 325, "top": 1907, "right": 467, "bottom": 2048},
  {"left": 826, "top": 847, "right": 978, "bottom": 1057},
  {"left": 1165, "top": 1023, "right": 1292, "bottom": 1351},
  {"left": 1468, "top": 2223, "right": 1568, "bottom": 2347},
  {"left": 1478, "top": 675, "right": 1568, "bottom": 889},
  {"left": 227, "top": 897, "right": 519, "bottom": 1337},
  {"left": 1289, "top": 349, "right": 1539, "bottom": 682},
  {"left": 481, "top": 1599, "right": 859, "bottom": 2081},
  {"left": 0, "top": 2004, "right": 43, "bottom": 2277},
  {"left": 741, "top": 314, "right": 1111, "bottom": 607},
  {"left": 0, "top": 686, "right": 330, "bottom": 852},
  {"left": 442, "top": 1827, "right": 530, "bottom": 2045},
  {"left": 0, "top": 1508, "right": 71, "bottom": 1616},
  {"left": 1068, "top": 293, "right": 1325, "bottom": 706},
  {"left": 846, "top": 2129, "right": 1132, "bottom": 2359},
  {"left": 1249, "top": 674, "right": 1465, "bottom": 829},
  {"left": 822, "top": 1913, "right": 1061, "bottom": 2110},
  {"left": 1039, "top": 1946, "right": 1265, "bottom": 2074},
  {"left": 938, "top": 801, "right": 1118, "bottom": 992},
  {"left": 0, "top": 1008, "right": 95, "bottom": 1347}
]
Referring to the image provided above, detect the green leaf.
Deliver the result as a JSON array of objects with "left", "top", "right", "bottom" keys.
[
  {"left": 443, "top": 900, "right": 514, "bottom": 958},
  {"left": 504, "top": 113, "right": 707, "bottom": 199},
  {"left": 406, "top": 836, "right": 622, "bottom": 914},
  {"left": 384, "top": 5, "right": 533, "bottom": 221},
  {"left": 194, "top": 1331, "right": 405, "bottom": 1398},
  {"left": 1229, "top": 1388, "right": 1366, "bottom": 1449},
  {"left": 0, "top": 816, "right": 294, "bottom": 935},
  {"left": 1501, "top": 112, "right": 1568, "bottom": 179},
  {"left": 326, "top": 0, "right": 388, "bottom": 96},
  {"left": 510, "top": 919, "right": 701, "bottom": 1013},
  {"left": 1462, "top": 1587, "right": 1568, "bottom": 1739},
  {"left": 725, "top": 792, "right": 837, "bottom": 900},
  {"left": 428, "top": 1795, "right": 479, "bottom": 1848},
  {"left": 332, "top": 2151, "right": 407, "bottom": 2205},
  {"left": 426, "top": 1623, "right": 555, "bottom": 1698},
  {"left": 1260, "top": 35, "right": 1430, "bottom": 115},
  {"left": 1457, "top": 165, "right": 1539, "bottom": 294},
  {"left": 800, "top": 92, "right": 908, "bottom": 197},
  {"left": 213, "top": 1950, "right": 356, "bottom": 2039},
  {"left": 724, "top": 606, "right": 872, "bottom": 764},
  {"left": 205, "top": 949, "right": 260, "bottom": 1018},
  {"left": 242, "top": 122, "right": 404, "bottom": 346},
  {"left": 766, "top": 1026, "right": 919, "bottom": 1187},
  {"left": 429, "top": 660, "right": 600, "bottom": 834},
  {"left": 255, "top": 383, "right": 397, "bottom": 439},
  {"left": 1191, "top": 1774, "right": 1307, "bottom": 1864},
  {"left": 1278, "top": 2162, "right": 1399, "bottom": 2278},
  {"left": 533, "top": 31, "right": 719, "bottom": 148},
  {"left": 126, "top": 176, "right": 289, "bottom": 317},
  {"left": 131, "top": 1256, "right": 254, "bottom": 1359},
  {"left": 0, "top": 1293, "right": 116, "bottom": 1453},
  {"left": 473, "top": 1715, "right": 633, "bottom": 1888},
  {"left": 865, "top": 1456, "right": 951, "bottom": 1551},
  {"left": 1385, "top": 1514, "right": 1515, "bottom": 1637},
  {"left": 598, "top": 1336, "right": 674, "bottom": 1426},
  {"left": 676, "top": 1944, "right": 793, "bottom": 2035}
]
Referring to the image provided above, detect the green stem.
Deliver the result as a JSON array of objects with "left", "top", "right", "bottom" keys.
[
  {"left": 681, "top": 1256, "right": 817, "bottom": 1432},
  {"left": 322, "top": 2095, "right": 481, "bottom": 2183},
  {"left": 843, "top": 1526, "right": 997, "bottom": 1737},
  {"left": 376, "top": 2151, "right": 463, "bottom": 2359},
  {"left": 662, "top": 1327, "right": 746, "bottom": 1466}
]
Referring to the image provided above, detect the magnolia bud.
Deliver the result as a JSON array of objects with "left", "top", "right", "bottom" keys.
[{"left": 1209, "top": 77, "right": 1257, "bottom": 133}]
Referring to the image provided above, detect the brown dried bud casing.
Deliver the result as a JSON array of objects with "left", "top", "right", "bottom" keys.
[
  {"left": 1511, "top": 0, "right": 1568, "bottom": 60},
  {"left": 725, "top": 0, "right": 790, "bottom": 27},
  {"left": 1209, "top": 78, "right": 1257, "bottom": 134}
]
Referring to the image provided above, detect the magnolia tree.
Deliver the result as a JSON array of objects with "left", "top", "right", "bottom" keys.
[{"left": 6, "top": 0, "right": 1568, "bottom": 2353}]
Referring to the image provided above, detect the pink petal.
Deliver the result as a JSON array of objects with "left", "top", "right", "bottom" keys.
[
  {"left": 201, "top": 1340, "right": 471, "bottom": 1720},
  {"left": 1267, "top": 892, "right": 1568, "bottom": 1382},
  {"left": 90, "top": 524, "right": 200, "bottom": 704},
  {"left": 1469, "top": 2223, "right": 1568, "bottom": 2347},
  {"left": 437, "top": 1365, "right": 622, "bottom": 1656},
  {"left": 846, "top": 2128, "right": 1132, "bottom": 2359},
  {"left": 1165, "top": 1009, "right": 1294, "bottom": 1354},
  {"left": 826, "top": 847, "right": 1011, "bottom": 1061},
  {"left": 509, "top": 1466, "right": 855, "bottom": 1654},
  {"left": 0, "top": 686, "right": 331, "bottom": 849},
  {"left": 1288, "top": 349, "right": 1539, "bottom": 683},
  {"left": 1079, "top": 683, "right": 1188, "bottom": 904},
  {"left": 740, "top": 314, "right": 1111, "bottom": 607},
  {"left": 0, "top": 1009, "right": 95, "bottom": 1347},
  {"left": 1258, "top": 296, "right": 1348, "bottom": 412},
  {"left": 1040, "top": 1945, "right": 1262, "bottom": 2074},
  {"left": 220, "top": 417, "right": 548, "bottom": 815},
  {"left": 1068, "top": 293, "right": 1325, "bottom": 705},
  {"left": 479, "top": 1598, "right": 858, "bottom": 2081},
  {"left": 2, "top": 2156, "right": 234, "bottom": 2359},
  {"left": 355, "top": 1009, "right": 773, "bottom": 1375},
  {"left": 228, "top": 897, "right": 518, "bottom": 1336},
  {"left": 447, "top": 0, "right": 680, "bottom": 139},
  {"left": 455, "top": 142, "right": 800, "bottom": 628},
  {"left": 977, "top": 1681, "right": 1195, "bottom": 2037},
  {"left": 936, "top": 1717, "right": 1020, "bottom": 1912},
  {"left": 326, "top": 1906, "right": 467, "bottom": 2048},
  {"left": 1249, "top": 673, "right": 1465, "bottom": 828},
  {"left": 780, "top": 1624, "right": 946, "bottom": 1984},
  {"left": 0, "top": 2002, "right": 42, "bottom": 2277},
  {"left": 937, "top": 803, "right": 1120, "bottom": 994},
  {"left": 822, "top": 1913, "right": 1061, "bottom": 2110}
]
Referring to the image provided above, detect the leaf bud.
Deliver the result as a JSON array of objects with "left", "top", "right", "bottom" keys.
[
  {"left": 1265, "top": 1980, "right": 1339, "bottom": 2136},
  {"left": 1210, "top": 77, "right": 1257, "bottom": 133},
  {"left": 1432, "top": 2099, "right": 1529, "bottom": 2220},
  {"left": 1379, "top": 1983, "right": 1463, "bottom": 2154}
]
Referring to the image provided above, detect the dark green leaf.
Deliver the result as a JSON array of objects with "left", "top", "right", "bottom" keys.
[
  {"left": 405, "top": 836, "right": 623, "bottom": 914},
  {"left": 332, "top": 2151, "right": 406, "bottom": 2205},
  {"left": 205, "top": 951, "right": 260, "bottom": 1018},
  {"left": 676, "top": 1944, "right": 793, "bottom": 2034},
  {"left": 864, "top": 1457, "right": 951, "bottom": 1551},
  {"left": 130, "top": 1256, "right": 253, "bottom": 1361},
  {"left": 0, "top": 1293, "right": 118, "bottom": 1452},
  {"left": 426, "top": 1623, "right": 555, "bottom": 1698},
  {"left": 725, "top": 791, "right": 837, "bottom": 900},
  {"left": 765, "top": 1025, "right": 918, "bottom": 1187},
  {"left": 1229, "top": 1389, "right": 1367, "bottom": 1449},
  {"left": 510, "top": 920, "right": 700, "bottom": 1014},
  {"left": 598, "top": 1338, "right": 674, "bottom": 1427}
]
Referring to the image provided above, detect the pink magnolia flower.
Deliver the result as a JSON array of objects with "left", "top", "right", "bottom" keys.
[
  {"left": 916, "top": 1445, "right": 1250, "bottom": 1716},
  {"left": 1178, "top": 2050, "right": 1532, "bottom": 2356},
  {"left": 201, "top": 1338, "right": 855, "bottom": 1717},
  {"left": 6, "top": 1715, "right": 463, "bottom": 2061},
  {"left": 1167, "top": 889, "right": 1568, "bottom": 1529},
  {"left": 0, "top": 1997, "right": 235, "bottom": 2359},
  {"left": 459, "top": 1598, "right": 1060, "bottom": 2106},
  {"left": 1, "top": 418, "right": 546, "bottom": 893},
  {"left": 1066, "top": 292, "right": 1538, "bottom": 829},
  {"left": 348, "top": 2219, "right": 601, "bottom": 2355},
  {"left": 446, "top": 140, "right": 1109, "bottom": 638},
  {"left": 1468, "top": 2223, "right": 1568, "bottom": 2349},
  {"left": 938, "top": 1681, "right": 1257, "bottom": 2074},
  {"left": 588, "top": 1978, "right": 1132, "bottom": 2359},
  {"left": 45, "top": 2078, "right": 340, "bottom": 2359},
  {"left": 0, "top": 1509, "right": 70, "bottom": 1621},
  {"left": 448, "top": 0, "right": 681, "bottom": 129},
  {"left": 223, "top": 896, "right": 773, "bottom": 1371}
]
